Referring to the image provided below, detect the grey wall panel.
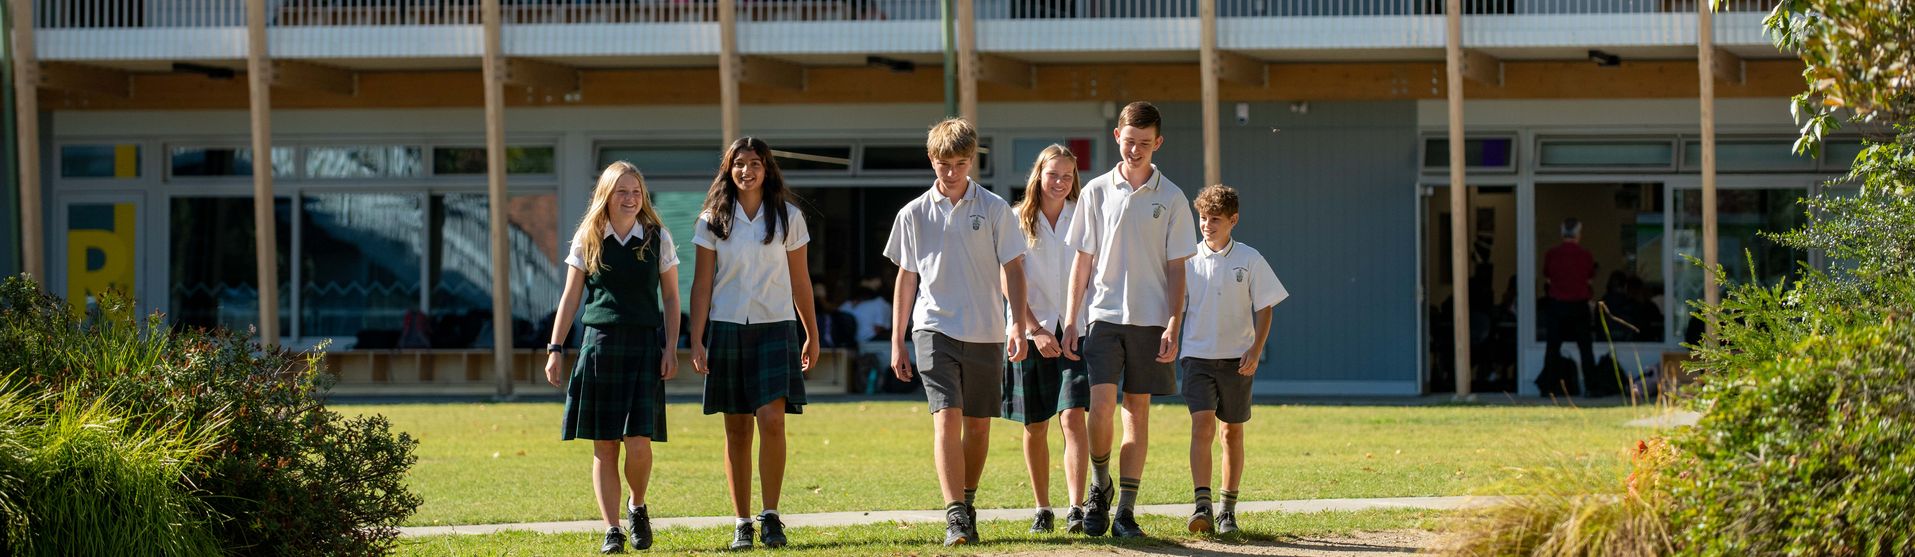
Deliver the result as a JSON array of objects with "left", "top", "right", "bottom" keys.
[{"left": 1139, "top": 101, "right": 1420, "bottom": 386}]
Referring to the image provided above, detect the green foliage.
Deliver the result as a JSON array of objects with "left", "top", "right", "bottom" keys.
[
  {"left": 1765, "top": 0, "right": 1913, "bottom": 156},
  {"left": 0, "top": 383, "right": 225, "bottom": 557},
  {"left": 0, "top": 277, "right": 422, "bottom": 556}
]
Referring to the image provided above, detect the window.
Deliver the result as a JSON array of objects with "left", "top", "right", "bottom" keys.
[
  {"left": 427, "top": 193, "right": 562, "bottom": 348},
  {"left": 61, "top": 144, "right": 141, "bottom": 179},
  {"left": 1680, "top": 139, "right": 1816, "bottom": 172},
  {"left": 652, "top": 191, "right": 706, "bottom": 303},
  {"left": 1537, "top": 139, "right": 1676, "bottom": 171},
  {"left": 169, "top": 197, "right": 292, "bottom": 335},
  {"left": 1822, "top": 139, "right": 1867, "bottom": 171},
  {"left": 303, "top": 146, "right": 424, "bottom": 179},
  {"left": 1422, "top": 137, "right": 1516, "bottom": 173},
  {"left": 1534, "top": 183, "right": 1666, "bottom": 342},
  {"left": 1671, "top": 188, "right": 1807, "bottom": 342},
  {"left": 299, "top": 193, "right": 424, "bottom": 345},
  {"left": 862, "top": 141, "right": 992, "bottom": 176},
  {"left": 771, "top": 145, "right": 853, "bottom": 172},
  {"left": 170, "top": 146, "right": 294, "bottom": 178},
  {"left": 432, "top": 146, "right": 557, "bottom": 175},
  {"left": 598, "top": 146, "right": 722, "bottom": 177}
]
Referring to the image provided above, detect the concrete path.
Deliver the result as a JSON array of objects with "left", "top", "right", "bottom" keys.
[{"left": 399, "top": 496, "right": 1488, "bottom": 537}]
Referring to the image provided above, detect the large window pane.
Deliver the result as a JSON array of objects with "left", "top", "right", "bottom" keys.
[
  {"left": 1534, "top": 183, "right": 1666, "bottom": 342},
  {"left": 433, "top": 146, "right": 557, "bottom": 175},
  {"left": 300, "top": 193, "right": 424, "bottom": 345},
  {"left": 169, "top": 197, "right": 292, "bottom": 335},
  {"left": 1823, "top": 140, "right": 1867, "bottom": 170},
  {"left": 304, "top": 146, "right": 424, "bottom": 178},
  {"left": 772, "top": 145, "right": 852, "bottom": 172},
  {"left": 171, "top": 147, "right": 295, "bottom": 178},
  {"left": 1681, "top": 139, "right": 1815, "bottom": 172},
  {"left": 652, "top": 191, "right": 705, "bottom": 309},
  {"left": 598, "top": 146, "right": 722, "bottom": 176},
  {"left": 1423, "top": 137, "right": 1516, "bottom": 171},
  {"left": 1538, "top": 140, "right": 1674, "bottom": 170},
  {"left": 863, "top": 141, "right": 992, "bottom": 175},
  {"left": 1672, "top": 188, "right": 1807, "bottom": 342},
  {"left": 428, "top": 193, "right": 564, "bottom": 348}
]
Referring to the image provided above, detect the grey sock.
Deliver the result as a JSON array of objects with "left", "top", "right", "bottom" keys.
[
  {"left": 1195, "top": 487, "right": 1213, "bottom": 512},
  {"left": 1117, "top": 477, "right": 1140, "bottom": 511},
  {"left": 1091, "top": 453, "right": 1112, "bottom": 488},
  {"left": 964, "top": 488, "right": 977, "bottom": 507},
  {"left": 1222, "top": 490, "right": 1239, "bottom": 513}
]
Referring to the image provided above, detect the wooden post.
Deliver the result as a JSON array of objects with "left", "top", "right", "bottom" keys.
[
  {"left": 1444, "top": 0, "right": 1471, "bottom": 396},
  {"left": 1198, "top": 0, "right": 1220, "bottom": 187},
  {"left": 482, "top": 0, "right": 514, "bottom": 398},
  {"left": 1698, "top": 0, "right": 1720, "bottom": 312},
  {"left": 956, "top": 0, "right": 976, "bottom": 127},
  {"left": 718, "top": 0, "right": 739, "bottom": 142},
  {"left": 245, "top": 0, "right": 281, "bottom": 343},
  {"left": 9, "top": 0, "right": 41, "bottom": 283}
]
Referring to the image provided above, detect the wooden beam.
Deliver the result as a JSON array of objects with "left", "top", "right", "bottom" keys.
[
  {"left": 1200, "top": 0, "right": 1221, "bottom": 187},
  {"left": 957, "top": 0, "right": 977, "bottom": 126},
  {"left": 719, "top": 0, "right": 739, "bottom": 141},
  {"left": 38, "top": 62, "right": 131, "bottom": 98},
  {"left": 1698, "top": 0, "right": 1721, "bottom": 320},
  {"left": 975, "top": 53, "right": 1032, "bottom": 89},
  {"left": 1214, "top": 50, "right": 1266, "bottom": 88},
  {"left": 739, "top": 56, "right": 805, "bottom": 91},
  {"left": 10, "top": 0, "right": 44, "bottom": 282},
  {"left": 271, "top": 60, "right": 355, "bottom": 96},
  {"left": 1710, "top": 46, "right": 1743, "bottom": 85},
  {"left": 245, "top": 0, "right": 281, "bottom": 343},
  {"left": 1462, "top": 49, "right": 1501, "bottom": 87},
  {"left": 503, "top": 58, "right": 579, "bottom": 93},
  {"left": 1445, "top": 0, "right": 1472, "bottom": 397}
]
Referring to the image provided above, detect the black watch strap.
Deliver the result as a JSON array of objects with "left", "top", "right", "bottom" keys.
[{"left": 547, "top": 343, "right": 565, "bottom": 354}]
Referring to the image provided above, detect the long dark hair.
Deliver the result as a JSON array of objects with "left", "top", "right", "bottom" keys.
[{"left": 700, "top": 137, "right": 792, "bottom": 245}]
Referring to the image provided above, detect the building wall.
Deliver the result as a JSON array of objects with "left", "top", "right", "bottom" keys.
[{"left": 1150, "top": 101, "right": 1423, "bottom": 395}]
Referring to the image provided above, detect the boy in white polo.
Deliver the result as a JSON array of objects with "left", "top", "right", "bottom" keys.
[
  {"left": 1180, "top": 184, "right": 1286, "bottom": 535},
  {"left": 884, "top": 117, "right": 1049, "bottom": 547},
  {"left": 1061, "top": 101, "right": 1198, "bottom": 538}
]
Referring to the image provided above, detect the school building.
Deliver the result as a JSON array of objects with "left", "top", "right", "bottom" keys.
[{"left": 1, "top": 0, "right": 1847, "bottom": 397}]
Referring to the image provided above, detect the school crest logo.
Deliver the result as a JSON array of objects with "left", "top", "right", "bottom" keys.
[
  {"left": 1151, "top": 203, "right": 1166, "bottom": 219},
  {"left": 969, "top": 215, "right": 985, "bottom": 231},
  {"left": 1233, "top": 267, "right": 1249, "bottom": 282}
]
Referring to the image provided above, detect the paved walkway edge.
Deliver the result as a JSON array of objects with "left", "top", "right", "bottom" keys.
[{"left": 399, "top": 495, "right": 1494, "bottom": 537}]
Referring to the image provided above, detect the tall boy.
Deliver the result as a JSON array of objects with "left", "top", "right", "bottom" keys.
[
  {"left": 1061, "top": 101, "right": 1197, "bottom": 538},
  {"left": 1180, "top": 184, "right": 1286, "bottom": 535},
  {"left": 885, "top": 117, "right": 1050, "bottom": 546}
]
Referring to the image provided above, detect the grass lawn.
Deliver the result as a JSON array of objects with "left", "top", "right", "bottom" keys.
[
  {"left": 394, "top": 508, "right": 1441, "bottom": 556},
  {"left": 335, "top": 400, "right": 1653, "bottom": 527}
]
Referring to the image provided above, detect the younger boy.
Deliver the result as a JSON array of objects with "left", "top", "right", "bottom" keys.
[
  {"left": 1180, "top": 184, "right": 1287, "bottom": 534},
  {"left": 884, "top": 117, "right": 1049, "bottom": 546}
]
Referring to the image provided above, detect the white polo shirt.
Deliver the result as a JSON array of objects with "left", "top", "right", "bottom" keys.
[
  {"left": 564, "top": 223, "right": 679, "bottom": 273},
  {"left": 1181, "top": 240, "right": 1288, "bottom": 360},
  {"left": 1009, "top": 200, "right": 1086, "bottom": 339},
  {"left": 1066, "top": 164, "right": 1199, "bottom": 328},
  {"left": 691, "top": 201, "right": 810, "bottom": 325},
  {"left": 883, "top": 180, "right": 1026, "bottom": 344}
]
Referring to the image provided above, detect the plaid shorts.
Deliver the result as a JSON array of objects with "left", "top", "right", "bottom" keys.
[
  {"left": 562, "top": 325, "right": 668, "bottom": 442},
  {"left": 702, "top": 320, "right": 807, "bottom": 415},
  {"left": 1001, "top": 331, "right": 1090, "bottom": 425}
]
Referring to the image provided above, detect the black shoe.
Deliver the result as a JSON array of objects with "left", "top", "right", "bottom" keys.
[
  {"left": 1216, "top": 510, "right": 1239, "bottom": 534},
  {"left": 1186, "top": 506, "right": 1214, "bottom": 534},
  {"left": 1030, "top": 508, "right": 1055, "bottom": 533},
  {"left": 1084, "top": 483, "right": 1113, "bottom": 537},
  {"left": 729, "top": 521, "right": 754, "bottom": 550},
  {"left": 1111, "top": 508, "right": 1145, "bottom": 538},
  {"left": 627, "top": 507, "right": 652, "bottom": 550},
  {"left": 759, "top": 512, "right": 787, "bottom": 548},
  {"left": 965, "top": 503, "right": 981, "bottom": 543},
  {"left": 601, "top": 527, "right": 627, "bottom": 554},
  {"left": 1065, "top": 506, "right": 1087, "bottom": 534},
  {"left": 943, "top": 506, "right": 972, "bottom": 546}
]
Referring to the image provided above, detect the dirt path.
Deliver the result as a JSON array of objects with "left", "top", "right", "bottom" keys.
[{"left": 999, "top": 530, "right": 1435, "bottom": 556}]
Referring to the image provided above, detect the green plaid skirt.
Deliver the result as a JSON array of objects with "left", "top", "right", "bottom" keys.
[
  {"left": 1001, "top": 331, "right": 1090, "bottom": 425},
  {"left": 562, "top": 325, "right": 668, "bottom": 442},
  {"left": 702, "top": 320, "right": 807, "bottom": 415}
]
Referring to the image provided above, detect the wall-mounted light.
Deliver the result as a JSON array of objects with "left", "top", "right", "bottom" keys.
[
  {"left": 866, "top": 56, "right": 915, "bottom": 73},
  {"left": 1587, "top": 49, "right": 1621, "bottom": 67},
  {"left": 172, "top": 62, "right": 236, "bottom": 79}
]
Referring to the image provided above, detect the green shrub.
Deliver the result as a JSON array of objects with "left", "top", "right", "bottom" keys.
[
  {"left": 0, "top": 278, "right": 421, "bottom": 556},
  {"left": 0, "top": 384, "right": 225, "bottom": 557}
]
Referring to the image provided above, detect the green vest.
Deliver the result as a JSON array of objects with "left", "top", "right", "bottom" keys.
[{"left": 579, "top": 227, "right": 665, "bottom": 328}]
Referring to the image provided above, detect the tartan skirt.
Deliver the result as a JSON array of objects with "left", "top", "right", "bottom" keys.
[
  {"left": 563, "top": 325, "right": 669, "bottom": 442},
  {"left": 702, "top": 320, "right": 807, "bottom": 415},
  {"left": 1001, "top": 331, "right": 1090, "bottom": 425}
]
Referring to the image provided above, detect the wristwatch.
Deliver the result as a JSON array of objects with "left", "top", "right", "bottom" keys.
[{"left": 547, "top": 343, "right": 565, "bottom": 355}]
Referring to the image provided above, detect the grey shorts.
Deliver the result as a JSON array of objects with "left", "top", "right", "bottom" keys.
[
  {"left": 1180, "top": 357, "right": 1254, "bottom": 423},
  {"left": 1084, "top": 321, "right": 1178, "bottom": 396},
  {"left": 914, "top": 330, "right": 1005, "bottom": 418}
]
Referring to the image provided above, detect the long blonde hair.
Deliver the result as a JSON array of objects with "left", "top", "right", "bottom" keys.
[
  {"left": 1015, "top": 144, "right": 1081, "bottom": 246},
  {"left": 571, "top": 161, "right": 665, "bottom": 274}
]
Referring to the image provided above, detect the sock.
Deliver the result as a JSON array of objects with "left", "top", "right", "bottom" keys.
[
  {"left": 1194, "top": 487, "right": 1213, "bottom": 512},
  {"left": 1037, "top": 506, "right": 1050, "bottom": 514},
  {"left": 761, "top": 508, "right": 779, "bottom": 518},
  {"left": 1222, "top": 490, "right": 1239, "bottom": 514},
  {"left": 1091, "top": 453, "right": 1112, "bottom": 488},
  {"left": 946, "top": 501, "right": 968, "bottom": 519},
  {"left": 736, "top": 517, "right": 751, "bottom": 527},
  {"left": 629, "top": 501, "right": 645, "bottom": 513},
  {"left": 964, "top": 488, "right": 977, "bottom": 507},
  {"left": 1117, "top": 477, "right": 1141, "bottom": 511}
]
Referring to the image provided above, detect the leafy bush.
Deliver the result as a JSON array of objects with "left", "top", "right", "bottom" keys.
[
  {"left": 1435, "top": 439, "right": 1677, "bottom": 557},
  {"left": 0, "top": 277, "right": 422, "bottom": 556}
]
